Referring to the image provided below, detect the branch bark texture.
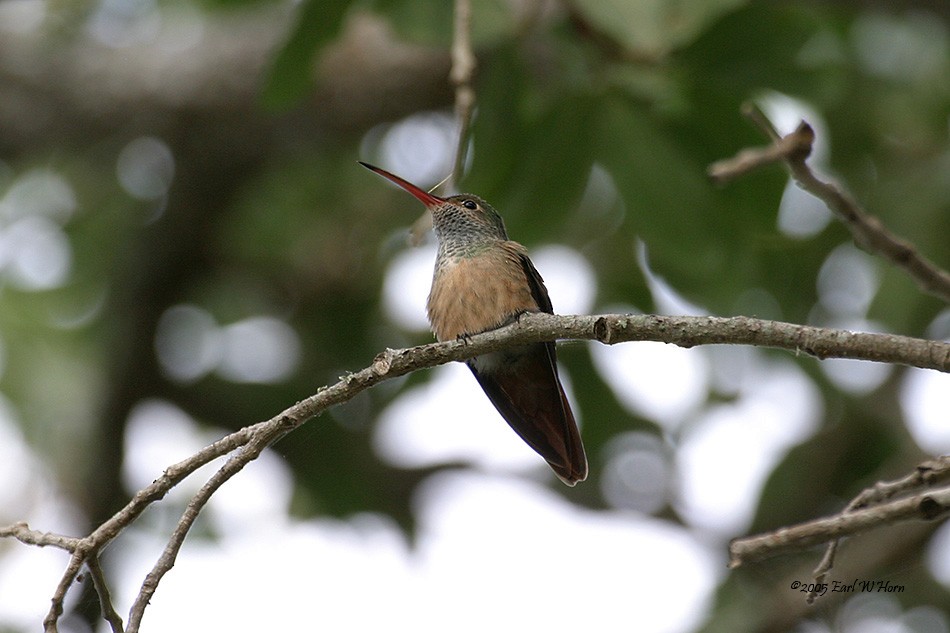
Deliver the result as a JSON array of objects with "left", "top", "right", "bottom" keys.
[
  {"left": 730, "top": 456, "right": 950, "bottom": 569},
  {"left": 2, "top": 312, "right": 948, "bottom": 631}
]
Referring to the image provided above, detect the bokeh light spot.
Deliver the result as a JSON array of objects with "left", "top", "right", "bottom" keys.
[
  {"left": 0, "top": 217, "right": 72, "bottom": 290},
  {"left": 902, "top": 367, "right": 950, "bottom": 453},
  {"left": 817, "top": 244, "right": 880, "bottom": 317},
  {"left": 155, "top": 304, "right": 221, "bottom": 382},
  {"left": 531, "top": 245, "right": 597, "bottom": 316},
  {"left": 676, "top": 358, "right": 821, "bottom": 536},
  {"left": 601, "top": 432, "right": 670, "bottom": 513},
  {"left": 590, "top": 336, "right": 709, "bottom": 431},
  {"left": 217, "top": 316, "right": 301, "bottom": 384},
  {"left": 382, "top": 243, "right": 436, "bottom": 332},
  {"left": 117, "top": 136, "right": 175, "bottom": 200},
  {"left": 371, "top": 112, "right": 457, "bottom": 187}
]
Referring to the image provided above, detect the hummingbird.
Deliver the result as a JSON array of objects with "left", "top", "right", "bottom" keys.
[{"left": 360, "top": 162, "right": 588, "bottom": 485}]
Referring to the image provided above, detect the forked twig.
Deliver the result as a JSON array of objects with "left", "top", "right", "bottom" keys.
[
  {"left": 709, "top": 103, "right": 950, "bottom": 303},
  {"left": 729, "top": 456, "right": 950, "bottom": 603}
]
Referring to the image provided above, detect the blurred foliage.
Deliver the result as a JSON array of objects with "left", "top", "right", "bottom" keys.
[{"left": 1, "top": 0, "right": 949, "bottom": 630}]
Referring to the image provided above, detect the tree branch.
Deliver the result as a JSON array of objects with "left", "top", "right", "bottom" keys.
[
  {"left": 4, "top": 311, "right": 948, "bottom": 631},
  {"left": 449, "top": 0, "right": 476, "bottom": 189},
  {"left": 802, "top": 455, "right": 950, "bottom": 602},
  {"left": 729, "top": 456, "right": 950, "bottom": 605},
  {"left": 708, "top": 104, "right": 950, "bottom": 303},
  {"left": 729, "top": 458, "right": 950, "bottom": 566},
  {"left": 87, "top": 555, "right": 125, "bottom": 633},
  {"left": 0, "top": 522, "right": 80, "bottom": 552},
  {"left": 125, "top": 427, "right": 281, "bottom": 632},
  {"left": 408, "top": 0, "right": 477, "bottom": 244}
]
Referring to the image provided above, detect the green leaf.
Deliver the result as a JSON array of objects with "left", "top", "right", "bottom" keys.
[
  {"left": 572, "top": 0, "right": 750, "bottom": 57},
  {"left": 595, "top": 95, "right": 722, "bottom": 301},
  {"left": 262, "top": 0, "right": 352, "bottom": 109},
  {"left": 464, "top": 46, "right": 597, "bottom": 243},
  {"left": 499, "top": 93, "right": 598, "bottom": 239}
]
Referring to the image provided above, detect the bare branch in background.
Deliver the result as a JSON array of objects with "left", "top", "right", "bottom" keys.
[
  {"left": 409, "top": 0, "right": 478, "bottom": 244},
  {"left": 87, "top": 556, "right": 124, "bottom": 633},
  {"left": 449, "top": 0, "right": 477, "bottom": 188},
  {"left": 709, "top": 104, "right": 950, "bottom": 303},
  {"left": 729, "top": 456, "right": 950, "bottom": 600}
]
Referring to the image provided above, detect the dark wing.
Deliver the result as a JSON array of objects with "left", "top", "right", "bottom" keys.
[
  {"left": 469, "top": 344, "right": 588, "bottom": 486},
  {"left": 471, "top": 252, "right": 587, "bottom": 485},
  {"left": 518, "top": 253, "right": 553, "bottom": 314}
]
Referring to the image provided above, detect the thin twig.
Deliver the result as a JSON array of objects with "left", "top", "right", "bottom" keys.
[
  {"left": 5, "top": 312, "right": 949, "bottom": 630},
  {"left": 805, "top": 455, "right": 950, "bottom": 602},
  {"left": 449, "top": 0, "right": 476, "bottom": 189},
  {"left": 87, "top": 555, "right": 125, "bottom": 633},
  {"left": 44, "top": 548, "right": 86, "bottom": 632},
  {"left": 742, "top": 100, "right": 782, "bottom": 141},
  {"left": 707, "top": 122, "right": 813, "bottom": 184},
  {"left": 409, "top": 0, "right": 477, "bottom": 244},
  {"left": 0, "top": 522, "right": 80, "bottom": 551},
  {"left": 730, "top": 456, "right": 950, "bottom": 571},
  {"left": 710, "top": 103, "right": 950, "bottom": 303},
  {"left": 126, "top": 430, "right": 280, "bottom": 632},
  {"left": 729, "top": 485, "right": 950, "bottom": 566},
  {"left": 88, "top": 423, "right": 261, "bottom": 543},
  {"left": 32, "top": 425, "right": 261, "bottom": 631}
]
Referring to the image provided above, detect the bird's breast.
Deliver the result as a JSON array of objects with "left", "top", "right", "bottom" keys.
[{"left": 426, "top": 250, "right": 538, "bottom": 342}]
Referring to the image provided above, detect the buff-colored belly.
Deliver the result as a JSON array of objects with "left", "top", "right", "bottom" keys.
[{"left": 426, "top": 254, "right": 538, "bottom": 342}]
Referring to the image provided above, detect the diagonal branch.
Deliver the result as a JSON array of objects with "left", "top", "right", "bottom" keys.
[
  {"left": 125, "top": 426, "right": 283, "bottom": 632},
  {"left": 4, "top": 311, "right": 949, "bottom": 631},
  {"left": 87, "top": 555, "right": 125, "bottom": 633},
  {"left": 729, "top": 456, "right": 950, "bottom": 572},
  {"left": 708, "top": 104, "right": 950, "bottom": 303},
  {"left": 806, "top": 455, "right": 950, "bottom": 603},
  {"left": 729, "top": 485, "right": 950, "bottom": 563}
]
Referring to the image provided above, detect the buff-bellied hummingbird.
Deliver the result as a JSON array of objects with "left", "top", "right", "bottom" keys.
[{"left": 360, "top": 162, "right": 588, "bottom": 485}]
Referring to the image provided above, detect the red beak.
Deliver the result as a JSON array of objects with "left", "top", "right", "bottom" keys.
[{"left": 359, "top": 162, "right": 444, "bottom": 208}]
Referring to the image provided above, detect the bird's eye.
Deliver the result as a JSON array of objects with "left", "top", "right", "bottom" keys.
[{"left": 462, "top": 199, "right": 478, "bottom": 210}]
